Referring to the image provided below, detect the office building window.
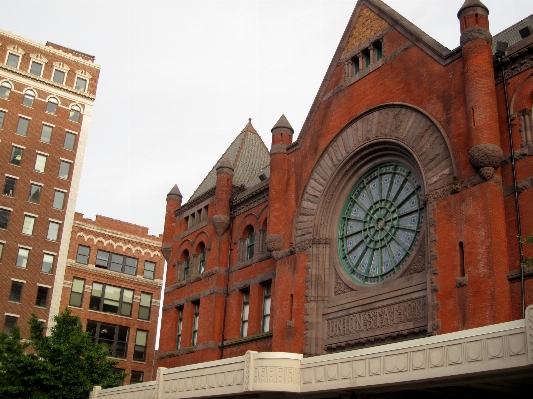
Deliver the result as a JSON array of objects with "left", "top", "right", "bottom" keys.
[
  {"left": 10, "top": 146, "right": 23, "bottom": 165},
  {"left": 69, "top": 105, "right": 81, "bottom": 122},
  {"left": 89, "top": 282, "right": 134, "bottom": 317},
  {"left": 64, "top": 132, "right": 76, "bottom": 150},
  {"left": 143, "top": 261, "right": 155, "bottom": 279},
  {"left": 41, "top": 253, "right": 54, "bottom": 273},
  {"left": 52, "top": 190, "right": 65, "bottom": 210},
  {"left": 133, "top": 330, "right": 148, "bottom": 362},
  {"left": 3, "top": 315, "right": 18, "bottom": 336},
  {"left": 0, "top": 81, "right": 12, "bottom": 99},
  {"left": 40, "top": 124, "right": 53, "bottom": 143},
  {"left": 86, "top": 321, "right": 129, "bottom": 359},
  {"left": 191, "top": 302, "right": 199, "bottom": 346},
  {"left": 16, "top": 117, "right": 29, "bottom": 136},
  {"left": 22, "top": 215, "right": 36, "bottom": 235},
  {"left": 6, "top": 53, "right": 20, "bottom": 68},
  {"left": 241, "top": 291, "right": 250, "bottom": 338},
  {"left": 69, "top": 278, "right": 85, "bottom": 307},
  {"left": 47, "top": 221, "right": 60, "bottom": 241},
  {"left": 23, "top": 90, "right": 36, "bottom": 107},
  {"left": 138, "top": 292, "right": 152, "bottom": 321},
  {"left": 0, "top": 110, "right": 5, "bottom": 128},
  {"left": 16, "top": 248, "right": 29, "bottom": 268},
  {"left": 46, "top": 97, "right": 58, "bottom": 114},
  {"left": 76, "top": 245, "right": 90, "bottom": 264},
  {"left": 130, "top": 371, "right": 144, "bottom": 384},
  {"left": 0, "top": 209, "right": 10, "bottom": 229},
  {"left": 262, "top": 284, "right": 271, "bottom": 333},
  {"left": 3, "top": 176, "right": 17, "bottom": 197},
  {"left": 35, "top": 154, "right": 47, "bottom": 173},
  {"left": 35, "top": 286, "right": 49, "bottom": 307},
  {"left": 96, "top": 250, "right": 138, "bottom": 275},
  {"left": 75, "top": 77, "right": 87, "bottom": 92},
  {"left": 28, "top": 184, "right": 42, "bottom": 204},
  {"left": 176, "top": 308, "right": 183, "bottom": 350},
  {"left": 9, "top": 281, "right": 23, "bottom": 302},
  {"left": 52, "top": 70, "right": 65, "bottom": 84},
  {"left": 58, "top": 160, "right": 71, "bottom": 179},
  {"left": 30, "top": 61, "right": 43, "bottom": 76}
]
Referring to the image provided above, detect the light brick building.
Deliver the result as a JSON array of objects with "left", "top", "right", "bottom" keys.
[
  {"left": 0, "top": 29, "right": 99, "bottom": 336},
  {"left": 61, "top": 212, "right": 164, "bottom": 385}
]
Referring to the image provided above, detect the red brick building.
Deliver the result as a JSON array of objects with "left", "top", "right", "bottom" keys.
[
  {"left": 0, "top": 29, "right": 99, "bottom": 336},
  {"left": 158, "top": 0, "right": 533, "bottom": 371},
  {"left": 60, "top": 212, "right": 164, "bottom": 385}
]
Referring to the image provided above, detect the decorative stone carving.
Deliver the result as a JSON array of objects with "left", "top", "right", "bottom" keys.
[
  {"left": 212, "top": 215, "right": 230, "bottom": 236},
  {"left": 460, "top": 27, "right": 492, "bottom": 46},
  {"left": 468, "top": 143, "right": 504, "bottom": 180},
  {"left": 334, "top": 272, "right": 352, "bottom": 295},
  {"left": 265, "top": 234, "right": 283, "bottom": 252}
]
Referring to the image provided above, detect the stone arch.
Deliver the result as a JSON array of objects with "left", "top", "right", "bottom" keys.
[{"left": 294, "top": 104, "right": 456, "bottom": 356}]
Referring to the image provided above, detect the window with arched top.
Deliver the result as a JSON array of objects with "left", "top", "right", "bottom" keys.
[
  {"left": 246, "top": 228, "right": 255, "bottom": 261},
  {"left": 0, "top": 81, "right": 12, "bottom": 100},
  {"left": 23, "top": 90, "right": 36, "bottom": 107},
  {"left": 198, "top": 243, "right": 206, "bottom": 274},
  {"left": 182, "top": 250, "right": 190, "bottom": 280},
  {"left": 46, "top": 97, "right": 59, "bottom": 115},
  {"left": 69, "top": 104, "right": 81, "bottom": 122}
]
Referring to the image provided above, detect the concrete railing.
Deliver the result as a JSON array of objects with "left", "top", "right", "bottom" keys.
[{"left": 92, "top": 305, "right": 533, "bottom": 398}]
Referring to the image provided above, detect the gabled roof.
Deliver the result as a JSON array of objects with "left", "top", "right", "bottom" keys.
[
  {"left": 188, "top": 119, "right": 270, "bottom": 202},
  {"left": 492, "top": 14, "right": 533, "bottom": 54}
]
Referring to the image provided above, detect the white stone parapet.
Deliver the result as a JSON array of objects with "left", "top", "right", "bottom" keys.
[{"left": 92, "top": 306, "right": 533, "bottom": 398}]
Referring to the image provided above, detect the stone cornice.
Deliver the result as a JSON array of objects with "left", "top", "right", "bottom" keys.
[
  {"left": 222, "top": 331, "right": 273, "bottom": 348},
  {"left": 162, "top": 287, "right": 226, "bottom": 310},
  {"left": 66, "top": 261, "right": 163, "bottom": 287},
  {"left": 73, "top": 221, "right": 162, "bottom": 248}
]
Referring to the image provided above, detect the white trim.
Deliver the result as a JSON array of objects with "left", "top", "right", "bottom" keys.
[
  {"left": 74, "top": 75, "right": 89, "bottom": 93},
  {"left": 0, "top": 107, "right": 8, "bottom": 112},
  {"left": 30, "top": 181, "right": 44, "bottom": 186},
  {"left": 42, "top": 121, "right": 55, "bottom": 127},
  {"left": 12, "top": 143, "right": 26, "bottom": 149},
  {"left": 17, "top": 114, "right": 31, "bottom": 119},
  {"left": 24, "top": 212, "right": 38, "bottom": 217},
  {"left": 59, "top": 158, "right": 73, "bottom": 163},
  {"left": 49, "top": 218, "right": 62, "bottom": 224},
  {"left": 37, "top": 283, "right": 52, "bottom": 288},
  {"left": 11, "top": 278, "right": 26, "bottom": 283},
  {"left": 36, "top": 150, "right": 49, "bottom": 156},
  {"left": 0, "top": 206, "right": 13, "bottom": 211},
  {"left": 28, "top": 55, "right": 46, "bottom": 78},
  {"left": 54, "top": 187, "right": 67, "bottom": 193},
  {"left": 43, "top": 250, "right": 57, "bottom": 256},
  {"left": 46, "top": 95, "right": 60, "bottom": 105},
  {"left": 65, "top": 128, "right": 79, "bottom": 135},
  {"left": 4, "top": 313, "right": 20, "bottom": 318},
  {"left": 0, "top": 239, "right": 6, "bottom": 244},
  {"left": 18, "top": 244, "right": 32, "bottom": 250},
  {"left": 5, "top": 174, "right": 19, "bottom": 179}
]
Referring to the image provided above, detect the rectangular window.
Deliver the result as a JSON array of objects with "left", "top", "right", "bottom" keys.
[
  {"left": 52, "top": 190, "right": 65, "bottom": 210},
  {"left": 69, "top": 277, "right": 85, "bottom": 307},
  {"left": 198, "top": 247, "right": 206, "bottom": 274},
  {"left": 75, "top": 77, "right": 87, "bottom": 92},
  {"left": 16, "top": 248, "right": 29, "bottom": 268},
  {"left": 138, "top": 292, "right": 152, "bottom": 321},
  {"left": 58, "top": 161, "right": 71, "bottom": 180},
  {"left": 3, "top": 315, "right": 18, "bottom": 336},
  {"left": 130, "top": 371, "right": 144, "bottom": 384},
  {"left": 40, "top": 125, "right": 53, "bottom": 143},
  {"left": 133, "top": 330, "right": 148, "bottom": 362},
  {"left": 0, "top": 110, "right": 5, "bottom": 129},
  {"left": 22, "top": 215, "right": 36, "bottom": 235},
  {"left": 35, "top": 286, "right": 49, "bottom": 307},
  {"left": 28, "top": 184, "right": 42, "bottom": 204},
  {"left": 52, "top": 69, "right": 65, "bottom": 84},
  {"left": 95, "top": 250, "right": 138, "bottom": 276},
  {"left": 10, "top": 146, "right": 23, "bottom": 165},
  {"left": 16, "top": 117, "right": 29, "bottom": 136},
  {"left": 35, "top": 154, "right": 47, "bottom": 173},
  {"left": 41, "top": 253, "right": 54, "bottom": 273},
  {"left": 47, "top": 221, "right": 60, "bottom": 241},
  {"left": 76, "top": 245, "right": 90, "bottom": 264},
  {"left": 6, "top": 53, "right": 20, "bottom": 68},
  {"left": 9, "top": 281, "right": 24, "bottom": 302},
  {"left": 30, "top": 61, "right": 43, "bottom": 76},
  {"left": 191, "top": 302, "right": 199, "bottom": 346},
  {"left": 89, "top": 283, "right": 134, "bottom": 317},
  {"left": 0, "top": 209, "right": 10, "bottom": 229},
  {"left": 176, "top": 308, "right": 183, "bottom": 350},
  {"left": 64, "top": 132, "right": 76, "bottom": 150},
  {"left": 241, "top": 291, "right": 250, "bottom": 338},
  {"left": 3, "top": 176, "right": 16, "bottom": 196},
  {"left": 86, "top": 320, "right": 129, "bottom": 359},
  {"left": 262, "top": 284, "right": 271, "bottom": 333},
  {"left": 143, "top": 261, "right": 155, "bottom": 279}
]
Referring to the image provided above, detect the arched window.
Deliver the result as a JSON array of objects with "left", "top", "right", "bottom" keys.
[
  {"left": 0, "top": 81, "right": 12, "bottom": 99},
  {"left": 246, "top": 228, "right": 255, "bottom": 260},
  {"left": 69, "top": 104, "right": 81, "bottom": 122},
  {"left": 46, "top": 97, "right": 59, "bottom": 115},
  {"left": 23, "top": 89, "right": 36, "bottom": 107},
  {"left": 198, "top": 243, "right": 206, "bottom": 274},
  {"left": 182, "top": 250, "right": 190, "bottom": 280}
]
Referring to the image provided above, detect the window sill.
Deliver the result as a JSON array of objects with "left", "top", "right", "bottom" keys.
[
  {"left": 27, "top": 201, "right": 40, "bottom": 205},
  {"left": 2, "top": 195, "right": 15, "bottom": 199},
  {"left": 14, "top": 133, "right": 27, "bottom": 137},
  {"left": 8, "top": 164, "right": 21, "bottom": 167},
  {"left": 222, "top": 331, "right": 273, "bottom": 349},
  {"left": 87, "top": 309, "right": 132, "bottom": 320},
  {"left": 8, "top": 301, "right": 22, "bottom": 304},
  {"left": 132, "top": 360, "right": 146, "bottom": 365},
  {"left": 15, "top": 266, "right": 27, "bottom": 269},
  {"left": 35, "top": 306, "right": 47, "bottom": 309}
]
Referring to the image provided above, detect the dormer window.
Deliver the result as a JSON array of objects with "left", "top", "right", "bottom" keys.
[
  {"left": 52, "top": 69, "right": 66, "bottom": 84},
  {"left": 6, "top": 53, "right": 20, "bottom": 69}
]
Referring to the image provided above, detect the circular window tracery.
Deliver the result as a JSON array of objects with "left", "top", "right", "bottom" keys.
[{"left": 338, "top": 162, "right": 423, "bottom": 285}]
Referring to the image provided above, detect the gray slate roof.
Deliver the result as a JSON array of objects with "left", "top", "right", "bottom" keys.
[
  {"left": 188, "top": 120, "right": 270, "bottom": 202},
  {"left": 492, "top": 14, "right": 533, "bottom": 53}
]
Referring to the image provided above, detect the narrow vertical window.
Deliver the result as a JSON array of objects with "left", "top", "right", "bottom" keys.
[
  {"left": 52, "top": 69, "right": 65, "bottom": 84},
  {"left": 0, "top": 110, "right": 5, "bottom": 128},
  {"left": 143, "top": 261, "right": 155, "bottom": 279},
  {"left": 41, "top": 253, "right": 55, "bottom": 273},
  {"left": 191, "top": 302, "right": 199, "bottom": 346},
  {"left": 52, "top": 190, "right": 65, "bottom": 210},
  {"left": 10, "top": 146, "right": 23, "bottom": 165},
  {"left": 47, "top": 221, "right": 60, "bottom": 241},
  {"left": 139, "top": 292, "right": 152, "bottom": 321},
  {"left": 16, "top": 248, "right": 29, "bottom": 268},
  {"left": 76, "top": 245, "right": 90, "bottom": 264},
  {"left": 198, "top": 244, "right": 206, "bottom": 274},
  {"left": 471, "top": 107, "right": 475, "bottom": 127},
  {"left": 3, "top": 315, "right": 18, "bottom": 336},
  {"left": 21, "top": 215, "right": 36, "bottom": 235},
  {"left": 133, "top": 330, "right": 148, "bottom": 362},
  {"left": 262, "top": 284, "right": 271, "bottom": 332},
  {"left": 0, "top": 242, "right": 4, "bottom": 261},
  {"left": 16, "top": 117, "right": 29, "bottom": 136},
  {"left": 3, "top": 176, "right": 17, "bottom": 197},
  {"left": 58, "top": 160, "right": 71, "bottom": 179},
  {"left": 0, "top": 81, "right": 12, "bottom": 99},
  {"left": 69, "top": 278, "right": 85, "bottom": 307},
  {"left": 175, "top": 307, "right": 183, "bottom": 350},
  {"left": 182, "top": 252, "right": 190, "bottom": 280},
  {"left": 35, "top": 286, "right": 49, "bottom": 307},
  {"left": 241, "top": 291, "right": 250, "bottom": 337},
  {"left": 0, "top": 209, "right": 11, "bottom": 229},
  {"left": 246, "top": 228, "right": 255, "bottom": 260},
  {"left": 75, "top": 77, "right": 87, "bottom": 92},
  {"left": 9, "top": 281, "right": 24, "bottom": 302},
  {"left": 459, "top": 241, "right": 465, "bottom": 277}
]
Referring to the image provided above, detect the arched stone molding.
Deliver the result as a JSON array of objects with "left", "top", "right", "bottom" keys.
[
  {"left": 510, "top": 71, "right": 533, "bottom": 114},
  {"left": 191, "top": 230, "right": 211, "bottom": 252},
  {"left": 235, "top": 212, "right": 260, "bottom": 239},
  {"left": 294, "top": 104, "right": 456, "bottom": 356},
  {"left": 175, "top": 239, "right": 193, "bottom": 261}
]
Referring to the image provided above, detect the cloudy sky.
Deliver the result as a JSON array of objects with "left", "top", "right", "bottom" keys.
[{"left": 1, "top": 0, "right": 532, "bottom": 236}]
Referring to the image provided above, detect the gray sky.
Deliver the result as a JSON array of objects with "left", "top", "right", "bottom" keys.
[{"left": 1, "top": 0, "right": 532, "bottom": 236}]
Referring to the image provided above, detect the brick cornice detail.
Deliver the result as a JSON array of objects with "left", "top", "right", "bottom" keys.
[
  {"left": 74, "top": 221, "right": 162, "bottom": 247},
  {"left": 66, "top": 261, "right": 163, "bottom": 287}
]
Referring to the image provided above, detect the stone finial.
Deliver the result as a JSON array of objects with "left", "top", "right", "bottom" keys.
[
  {"left": 458, "top": 0, "right": 489, "bottom": 17},
  {"left": 166, "top": 184, "right": 182, "bottom": 201},
  {"left": 241, "top": 118, "right": 258, "bottom": 134},
  {"left": 216, "top": 156, "right": 234, "bottom": 175},
  {"left": 271, "top": 114, "right": 294, "bottom": 135}
]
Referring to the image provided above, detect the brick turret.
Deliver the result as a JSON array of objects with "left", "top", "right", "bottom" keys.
[
  {"left": 458, "top": 0, "right": 504, "bottom": 180},
  {"left": 162, "top": 184, "right": 182, "bottom": 261},
  {"left": 212, "top": 156, "right": 234, "bottom": 236},
  {"left": 266, "top": 115, "right": 293, "bottom": 252}
]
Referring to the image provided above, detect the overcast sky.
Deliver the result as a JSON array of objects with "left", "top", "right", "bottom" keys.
[{"left": 1, "top": 0, "right": 532, "bottom": 236}]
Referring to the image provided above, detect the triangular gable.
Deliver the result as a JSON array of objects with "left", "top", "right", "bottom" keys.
[{"left": 296, "top": 0, "right": 459, "bottom": 144}]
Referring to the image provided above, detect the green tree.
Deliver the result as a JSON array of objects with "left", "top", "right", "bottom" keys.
[
  {"left": 521, "top": 233, "right": 533, "bottom": 268},
  {"left": 0, "top": 309, "right": 126, "bottom": 399}
]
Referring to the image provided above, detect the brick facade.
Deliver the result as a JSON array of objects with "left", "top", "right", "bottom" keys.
[{"left": 157, "top": 0, "right": 533, "bottom": 370}]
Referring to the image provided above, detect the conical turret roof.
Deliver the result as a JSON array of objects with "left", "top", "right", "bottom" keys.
[
  {"left": 271, "top": 114, "right": 294, "bottom": 133},
  {"left": 458, "top": 0, "right": 489, "bottom": 17},
  {"left": 167, "top": 184, "right": 182, "bottom": 200}
]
